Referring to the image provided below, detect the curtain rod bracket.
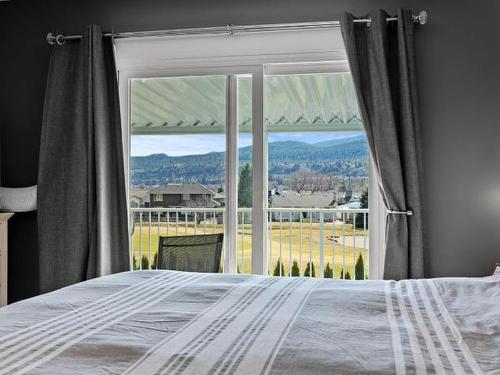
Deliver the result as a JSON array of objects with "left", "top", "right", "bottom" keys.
[{"left": 46, "top": 32, "right": 66, "bottom": 45}]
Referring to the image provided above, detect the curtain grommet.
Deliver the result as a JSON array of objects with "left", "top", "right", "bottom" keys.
[{"left": 56, "top": 34, "right": 66, "bottom": 45}]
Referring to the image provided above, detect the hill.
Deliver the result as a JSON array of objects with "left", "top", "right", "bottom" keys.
[{"left": 131, "top": 136, "right": 369, "bottom": 186}]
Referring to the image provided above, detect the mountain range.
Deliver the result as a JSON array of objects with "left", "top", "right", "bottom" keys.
[{"left": 131, "top": 135, "right": 368, "bottom": 186}]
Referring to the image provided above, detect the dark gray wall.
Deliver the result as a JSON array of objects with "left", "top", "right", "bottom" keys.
[{"left": 1, "top": 0, "right": 500, "bottom": 302}]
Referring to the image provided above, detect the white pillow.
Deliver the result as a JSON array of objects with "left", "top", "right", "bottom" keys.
[{"left": 0, "top": 185, "right": 37, "bottom": 212}]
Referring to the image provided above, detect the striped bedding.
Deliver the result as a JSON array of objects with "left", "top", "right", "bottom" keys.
[{"left": 0, "top": 271, "right": 498, "bottom": 375}]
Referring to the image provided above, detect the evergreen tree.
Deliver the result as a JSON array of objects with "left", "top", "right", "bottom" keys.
[
  {"left": 355, "top": 253, "right": 365, "bottom": 280},
  {"left": 291, "top": 260, "right": 300, "bottom": 277},
  {"left": 356, "top": 187, "right": 368, "bottom": 229},
  {"left": 238, "top": 163, "right": 252, "bottom": 208},
  {"left": 324, "top": 262, "right": 333, "bottom": 278},
  {"left": 304, "top": 262, "right": 316, "bottom": 277},
  {"left": 141, "top": 255, "right": 150, "bottom": 270},
  {"left": 151, "top": 253, "right": 158, "bottom": 269},
  {"left": 133, "top": 255, "right": 138, "bottom": 270},
  {"left": 345, "top": 271, "right": 352, "bottom": 280},
  {"left": 273, "top": 259, "right": 285, "bottom": 276}
]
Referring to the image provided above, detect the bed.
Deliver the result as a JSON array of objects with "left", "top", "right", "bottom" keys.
[{"left": 0, "top": 271, "right": 498, "bottom": 375}]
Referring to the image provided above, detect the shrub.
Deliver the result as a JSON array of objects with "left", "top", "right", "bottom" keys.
[
  {"left": 304, "top": 262, "right": 316, "bottom": 277},
  {"left": 291, "top": 260, "right": 300, "bottom": 277},
  {"left": 355, "top": 253, "right": 365, "bottom": 280},
  {"left": 151, "top": 253, "right": 158, "bottom": 269},
  {"left": 324, "top": 262, "right": 333, "bottom": 278},
  {"left": 141, "top": 255, "right": 150, "bottom": 270},
  {"left": 273, "top": 259, "right": 285, "bottom": 276},
  {"left": 340, "top": 268, "right": 352, "bottom": 280}
]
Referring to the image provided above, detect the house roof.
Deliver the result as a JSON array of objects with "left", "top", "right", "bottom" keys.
[
  {"left": 269, "top": 190, "right": 336, "bottom": 208},
  {"left": 150, "top": 182, "right": 215, "bottom": 195},
  {"left": 130, "top": 73, "right": 363, "bottom": 135},
  {"left": 337, "top": 201, "right": 362, "bottom": 210},
  {"left": 130, "top": 188, "right": 150, "bottom": 202}
]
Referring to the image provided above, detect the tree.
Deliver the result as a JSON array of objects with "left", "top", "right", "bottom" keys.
[
  {"left": 355, "top": 253, "right": 365, "bottom": 280},
  {"left": 324, "top": 262, "right": 333, "bottom": 278},
  {"left": 238, "top": 163, "right": 252, "bottom": 208},
  {"left": 273, "top": 259, "right": 285, "bottom": 276},
  {"left": 291, "top": 260, "right": 300, "bottom": 277},
  {"left": 310, "top": 172, "right": 325, "bottom": 193},
  {"left": 141, "top": 255, "right": 149, "bottom": 270},
  {"left": 288, "top": 168, "right": 310, "bottom": 193},
  {"left": 151, "top": 253, "right": 158, "bottom": 269},
  {"left": 132, "top": 255, "right": 138, "bottom": 270},
  {"left": 304, "top": 262, "right": 316, "bottom": 277},
  {"left": 340, "top": 268, "right": 351, "bottom": 280},
  {"left": 355, "top": 187, "right": 368, "bottom": 229}
]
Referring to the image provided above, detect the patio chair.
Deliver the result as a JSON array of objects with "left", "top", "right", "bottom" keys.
[{"left": 157, "top": 233, "right": 223, "bottom": 273}]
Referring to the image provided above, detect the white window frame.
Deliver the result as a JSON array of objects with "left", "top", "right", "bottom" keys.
[{"left": 116, "top": 29, "right": 384, "bottom": 279}]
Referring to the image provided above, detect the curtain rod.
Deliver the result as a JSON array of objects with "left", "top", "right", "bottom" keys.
[{"left": 47, "top": 10, "right": 428, "bottom": 45}]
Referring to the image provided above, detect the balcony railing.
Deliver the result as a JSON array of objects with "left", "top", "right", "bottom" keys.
[{"left": 130, "top": 207, "right": 369, "bottom": 279}]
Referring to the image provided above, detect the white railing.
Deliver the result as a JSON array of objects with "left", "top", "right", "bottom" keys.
[{"left": 130, "top": 207, "right": 368, "bottom": 279}]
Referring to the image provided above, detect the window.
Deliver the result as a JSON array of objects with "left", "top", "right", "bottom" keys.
[
  {"left": 117, "top": 27, "right": 380, "bottom": 278},
  {"left": 154, "top": 194, "right": 163, "bottom": 202}
]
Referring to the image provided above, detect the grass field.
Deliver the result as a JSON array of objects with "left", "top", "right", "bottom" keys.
[{"left": 131, "top": 221, "right": 368, "bottom": 279}]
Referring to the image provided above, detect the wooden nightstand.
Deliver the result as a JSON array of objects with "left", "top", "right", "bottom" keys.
[{"left": 0, "top": 213, "right": 14, "bottom": 307}]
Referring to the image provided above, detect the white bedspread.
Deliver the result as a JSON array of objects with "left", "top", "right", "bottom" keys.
[{"left": 0, "top": 271, "right": 498, "bottom": 374}]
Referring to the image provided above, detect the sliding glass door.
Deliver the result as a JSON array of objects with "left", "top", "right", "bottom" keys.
[{"left": 125, "top": 64, "right": 368, "bottom": 278}]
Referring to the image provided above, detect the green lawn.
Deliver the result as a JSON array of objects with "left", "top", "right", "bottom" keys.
[{"left": 131, "top": 221, "right": 368, "bottom": 279}]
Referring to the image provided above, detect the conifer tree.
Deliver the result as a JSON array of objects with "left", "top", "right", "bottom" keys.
[
  {"left": 304, "top": 262, "right": 316, "bottom": 277},
  {"left": 141, "top": 255, "right": 150, "bottom": 270},
  {"left": 273, "top": 259, "right": 285, "bottom": 276},
  {"left": 238, "top": 163, "right": 252, "bottom": 208},
  {"left": 345, "top": 270, "right": 352, "bottom": 280},
  {"left": 324, "top": 262, "right": 333, "bottom": 278},
  {"left": 291, "top": 260, "right": 300, "bottom": 277},
  {"left": 355, "top": 253, "right": 365, "bottom": 280},
  {"left": 151, "top": 253, "right": 158, "bottom": 269}
]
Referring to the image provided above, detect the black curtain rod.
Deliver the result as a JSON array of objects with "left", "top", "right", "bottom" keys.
[{"left": 47, "top": 10, "right": 428, "bottom": 45}]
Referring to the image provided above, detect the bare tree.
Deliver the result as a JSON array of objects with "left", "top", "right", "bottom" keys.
[
  {"left": 287, "top": 168, "right": 310, "bottom": 193},
  {"left": 310, "top": 173, "right": 325, "bottom": 193}
]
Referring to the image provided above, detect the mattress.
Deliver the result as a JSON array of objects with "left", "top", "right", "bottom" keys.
[{"left": 0, "top": 271, "right": 498, "bottom": 374}]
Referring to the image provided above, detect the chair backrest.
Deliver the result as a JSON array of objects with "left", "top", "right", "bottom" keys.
[{"left": 157, "top": 234, "right": 223, "bottom": 273}]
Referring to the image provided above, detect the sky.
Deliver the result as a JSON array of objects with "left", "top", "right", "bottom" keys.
[{"left": 131, "top": 131, "right": 360, "bottom": 156}]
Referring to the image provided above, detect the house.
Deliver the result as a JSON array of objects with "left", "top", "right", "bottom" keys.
[
  {"left": 269, "top": 190, "right": 338, "bottom": 221},
  {"left": 129, "top": 188, "right": 150, "bottom": 208},
  {"left": 149, "top": 182, "right": 220, "bottom": 208}
]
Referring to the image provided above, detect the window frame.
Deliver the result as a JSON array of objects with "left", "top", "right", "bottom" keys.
[{"left": 116, "top": 31, "right": 384, "bottom": 279}]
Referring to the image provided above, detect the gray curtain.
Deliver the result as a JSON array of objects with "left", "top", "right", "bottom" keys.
[
  {"left": 38, "top": 25, "right": 129, "bottom": 293},
  {"left": 341, "top": 9, "right": 424, "bottom": 280}
]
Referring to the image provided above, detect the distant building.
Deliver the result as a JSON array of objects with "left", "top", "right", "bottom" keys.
[
  {"left": 149, "top": 182, "right": 220, "bottom": 208},
  {"left": 130, "top": 189, "right": 150, "bottom": 208},
  {"left": 269, "top": 190, "right": 338, "bottom": 221}
]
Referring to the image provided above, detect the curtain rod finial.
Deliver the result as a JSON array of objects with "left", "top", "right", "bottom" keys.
[
  {"left": 46, "top": 32, "right": 56, "bottom": 45},
  {"left": 414, "top": 10, "right": 428, "bottom": 25}
]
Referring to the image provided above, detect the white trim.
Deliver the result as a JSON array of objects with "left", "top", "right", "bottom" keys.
[
  {"left": 251, "top": 67, "right": 267, "bottom": 275},
  {"left": 224, "top": 75, "right": 238, "bottom": 273},
  {"left": 369, "top": 159, "right": 386, "bottom": 279},
  {"left": 116, "top": 29, "right": 381, "bottom": 276}
]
